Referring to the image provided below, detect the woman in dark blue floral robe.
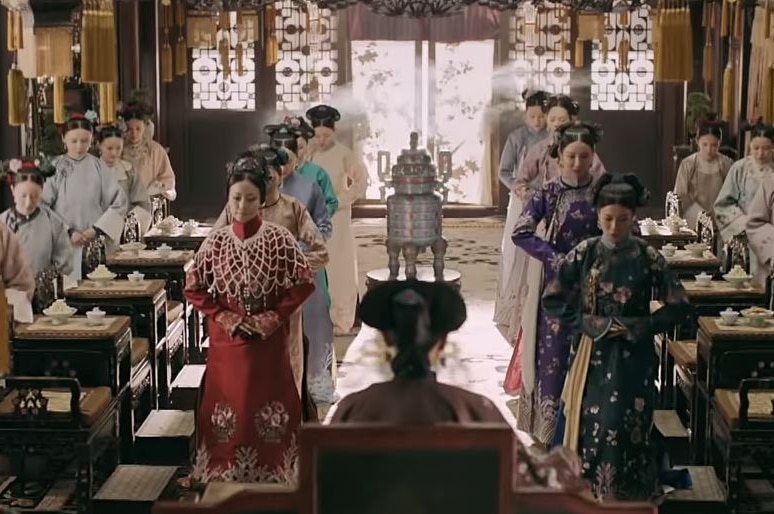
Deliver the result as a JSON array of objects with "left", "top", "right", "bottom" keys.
[{"left": 543, "top": 174, "right": 691, "bottom": 500}]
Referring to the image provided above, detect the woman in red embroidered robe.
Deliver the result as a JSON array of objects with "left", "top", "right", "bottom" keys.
[{"left": 185, "top": 152, "right": 315, "bottom": 483}]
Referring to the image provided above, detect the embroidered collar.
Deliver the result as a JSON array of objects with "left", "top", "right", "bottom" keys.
[
  {"left": 232, "top": 216, "right": 262, "bottom": 240},
  {"left": 600, "top": 233, "right": 631, "bottom": 250},
  {"left": 559, "top": 173, "right": 593, "bottom": 189}
]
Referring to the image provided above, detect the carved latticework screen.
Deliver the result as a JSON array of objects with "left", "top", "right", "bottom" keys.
[
  {"left": 590, "top": 6, "right": 654, "bottom": 111},
  {"left": 507, "top": 4, "right": 572, "bottom": 108},
  {"left": 274, "top": 0, "right": 339, "bottom": 111}
]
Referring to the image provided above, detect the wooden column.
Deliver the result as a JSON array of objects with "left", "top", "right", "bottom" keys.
[
  {"left": 657, "top": 83, "right": 686, "bottom": 196},
  {"left": 116, "top": 0, "right": 141, "bottom": 98},
  {"left": 0, "top": 9, "right": 21, "bottom": 212}
]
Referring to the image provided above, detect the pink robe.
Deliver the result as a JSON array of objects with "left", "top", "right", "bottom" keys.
[
  {"left": 0, "top": 220, "right": 35, "bottom": 301},
  {"left": 123, "top": 140, "right": 177, "bottom": 200}
]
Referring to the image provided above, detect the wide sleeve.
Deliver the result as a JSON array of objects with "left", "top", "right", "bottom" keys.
[
  {"left": 295, "top": 204, "right": 329, "bottom": 273},
  {"left": 714, "top": 161, "right": 747, "bottom": 241},
  {"left": 0, "top": 224, "right": 35, "bottom": 300},
  {"left": 50, "top": 212, "right": 74, "bottom": 276},
  {"left": 246, "top": 231, "right": 316, "bottom": 339},
  {"left": 183, "top": 239, "right": 244, "bottom": 336},
  {"left": 747, "top": 177, "right": 774, "bottom": 268},
  {"left": 542, "top": 241, "right": 585, "bottom": 332},
  {"left": 513, "top": 143, "right": 542, "bottom": 200},
  {"left": 128, "top": 169, "right": 153, "bottom": 214},
  {"left": 615, "top": 248, "right": 692, "bottom": 341},
  {"left": 498, "top": 131, "right": 520, "bottom": 190},
  {"left": 338, "top": 147, "right": 368, "bottom": 208},
  {"left": 42, "top": 172, "right": 60, "bottom": 211},
  {"left": 309, "top": 183, "right": 333, "bottom": 240},
  {"left": 146, "top": 143, "right": 177, "bottom": 201},
  {"left": 95, "top": 163, "right": 130, "bottom": 243},
  {"left": 512, "top": 191, "right": 562, "bottom": 270},
  {"left": 673, "top": 155, "right": 696, "bottom": 213},
  {"left": 316, "top": 167, "right": 340, "bottom": 217}
]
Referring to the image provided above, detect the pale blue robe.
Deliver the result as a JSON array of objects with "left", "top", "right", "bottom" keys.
[
  {"left": 495, "top": 125, "right": 548, "bottom": 332},
  {"left": 43, "top": 154, "right": 129, "bottom": 278},
  {"left": 282, "top": 171, "right": 336, "bottom": 395},
  {"left": 0, "top": 205, "right": 73, "bottom": 277},
  {"left": 104, "top": 159, "right": 153, "bottom": 237},
  {"left": 715, "top": 156, "right": 774, "bottom": 283}
]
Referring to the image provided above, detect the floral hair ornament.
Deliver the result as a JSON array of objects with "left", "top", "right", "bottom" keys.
[
  {"left": 1, "top": 153, "right": 56, "bottom": 184},
  {"left": 84, "top": 110, "right": 99, "bottom": 124}
]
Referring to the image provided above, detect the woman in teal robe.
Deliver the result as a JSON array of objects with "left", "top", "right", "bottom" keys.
[
  {"left": 543, "top": 174, "right": 691, "bottom": 501},
  {"left": 284, "top": 115, "right": 338, "bottom": 218}
]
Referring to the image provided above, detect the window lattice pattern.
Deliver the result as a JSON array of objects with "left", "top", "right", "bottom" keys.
[
  {"left": 275, "top": 0, "right": 338, "bottom": 111},
  {"left": 191, "top": 13, "right": 256, "bottom": 111},
  {"left": 508, "top": 5, "right": 572, "bottom": 108},
  {"left": 590, "top": 7, "right": 654, "bottom": 111}
]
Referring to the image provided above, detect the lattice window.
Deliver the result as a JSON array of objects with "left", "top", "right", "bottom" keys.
[
  {"left": 275, "top": 0, "right": 338, "bottom": 112},
  {"left": 508, "top": 4, "right": 572, "bottom": 108},
  {"left": 590, "top": 7, "right": 654, "bottom": 111},
  {"left": 191, "top": 12, "right": 256, "bottom": 110}
]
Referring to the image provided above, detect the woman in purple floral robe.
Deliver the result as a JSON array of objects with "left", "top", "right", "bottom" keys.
[{"left": 510, "top": 121, "right": 604, "bottom": 448}]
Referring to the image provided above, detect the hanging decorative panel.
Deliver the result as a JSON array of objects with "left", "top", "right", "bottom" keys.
[
  {"left": 275, "top": 0, "right": 338, "bottom": 111},
  {"left": 507, "top": 3, "right": 571, "bottom": 108},
  {"left": 590, "top": 6, "right": 654, "bottom": 111},
  {"left": 191, "top": 12, "right": 257, "bottom": 110}
]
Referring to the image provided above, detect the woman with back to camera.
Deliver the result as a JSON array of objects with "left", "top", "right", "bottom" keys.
[
  {"left": 185, "top": 152, "right": 315, "bottom": 483},
  {"left": 331, "top": 280, "right": 588, "bottom": 492},
  {"left": 543, "top": 173, "right": 691, "bottom": 500},
  {"left": 494, "top": 89, "right": 549, "bottom": 336}
]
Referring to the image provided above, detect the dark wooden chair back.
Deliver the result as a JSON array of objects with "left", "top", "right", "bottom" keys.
[
  {"left": 723, "top": 233, "right": 751, "bottom": 274},
  {"left": 299, "top": 424, "right": 513, "bottom": 514},
  {"left": 696, "top": 210, "right": 717, "bottom": 250},
  {"left": 83, "top": 235, "right": 107, "bottom": 276},
  {"left": 32, "top": 268, "right": 60, "bottom": 314},
  {"left": 665, "top": 191, "right": 680, "bottom": 218},
  {"left": 151, "top": 195, "right": 169, "bottom": 227},
  {"left": 121, "top": 211, "right": 141, "bottom": 244}
]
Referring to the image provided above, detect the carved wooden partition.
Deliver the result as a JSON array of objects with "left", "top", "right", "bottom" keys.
[
  {"left": 152, "top": 489, "right": 657, "bottom": 514},
  {"left": 153, "top": 425, "right": 658, "bottom": 514}
]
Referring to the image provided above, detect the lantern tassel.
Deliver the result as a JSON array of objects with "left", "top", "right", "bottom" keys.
[
  {"left": 7, "top": 66, "right": 26, "bottom": 127},
  {"left": 53, "top": 76, "right": 66, "bottom": 125},
  {"left": 574, "top": 39, "right": 584, "bottom": 69},
  {"left": 721, "top": 0, "right": 729, "bottom": 37},
  {"left": 162, "top": 32, "right": 173, "bottom": 83},
  {"left": 721, "top": 59, "right": 735, "bottom": 121}
]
